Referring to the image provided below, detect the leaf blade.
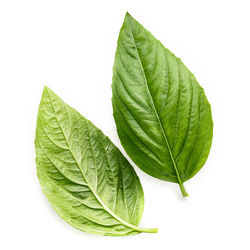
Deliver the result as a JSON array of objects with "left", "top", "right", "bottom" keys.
[
  {"left": 35, "top": 86, "right": 157, "bottom": 236},
  {"left": 112, "top": 13, "right": 213, "bottom": 196}
]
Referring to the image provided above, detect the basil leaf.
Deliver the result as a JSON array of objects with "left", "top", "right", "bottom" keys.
[
  {"left": 35, "top": 86, "right": 157, "bottom": 236},
  {"left": 112, "top": 13, "right": 213, "bottom": 196}
]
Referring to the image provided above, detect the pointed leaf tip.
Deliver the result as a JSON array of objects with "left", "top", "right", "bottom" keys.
[
  {"left": 43, "top": 86, "right": 57, "bottom": 97},
  {"left": 42, "top": 85, "right": 51, "bottom": 95},
  {"left": 126, "top": 11, "right": 131, "bottom": 17},
  {"left": 125, "top": 11, "right": 134, "bottom": 22}
]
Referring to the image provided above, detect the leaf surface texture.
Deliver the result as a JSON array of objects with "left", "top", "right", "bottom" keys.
[
  {"left": 112, "top": 13, "right": 213, "bottom": 196},
  {"left": 35, "top": 87, "right": 157, "bottom": 236}
]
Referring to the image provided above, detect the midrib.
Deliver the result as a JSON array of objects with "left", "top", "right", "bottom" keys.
[{"left": 128, "top": 22, "right": 184, "bottom": 187}]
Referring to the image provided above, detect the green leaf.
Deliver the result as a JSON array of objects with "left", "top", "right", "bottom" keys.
[
  {"left": 35, "top": 86, "right": 157, "bottom": 236},
  {"left": 112, "top": 13, "right": 213, "bottom": 197}
]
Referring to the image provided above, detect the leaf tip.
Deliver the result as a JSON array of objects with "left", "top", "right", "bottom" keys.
[
  {"left": 42, "top": 85, "right": 57, "bottom": 100},
  {"left": 125, "top": 11, "right": 131, "bottom": 18},
  {"left": 125, "top": 11, "right": 134, "bottom": 22},
  {"left": 43, "top": 85, "right": 51, "bottom": 94},
  {"left": 40, "top": 86, "right": 57, "bottom": 106}
]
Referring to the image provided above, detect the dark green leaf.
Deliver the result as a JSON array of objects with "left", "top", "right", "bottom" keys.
[
  {"left": 35, "top": 86, "right": 157, "bottom": 236},
  {"left": 112, "top": 13, "right": 213, "bottom": 196}
]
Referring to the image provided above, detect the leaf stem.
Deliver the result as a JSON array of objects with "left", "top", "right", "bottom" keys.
[
  {"left": 136, "top": 227, "right": 158, "bottom": 233},
  {"left": 179, "top": 182, "right": 188, "bottom": 197}
]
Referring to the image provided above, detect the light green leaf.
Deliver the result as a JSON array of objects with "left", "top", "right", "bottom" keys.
[
  {"left": 112, "top": 13, "right": 213, "bottom": 196},
  {"left": 35, "top": 86, "right": 157, "bottom": 236}
]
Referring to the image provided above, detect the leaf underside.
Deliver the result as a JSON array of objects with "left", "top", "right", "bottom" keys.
[
  {"left": 112, "top": 13, "right": 213, "bottom": 196},
  {"left": 35, "top": 87, "right": 157, "bottom": 236}
]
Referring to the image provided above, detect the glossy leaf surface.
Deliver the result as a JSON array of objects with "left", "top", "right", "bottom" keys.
[
  {"left": 112, "top": 13, "right": 213, "bottom": 196},
  {"left": 35, "top": 87, "right": 157, "bottom": 236}
]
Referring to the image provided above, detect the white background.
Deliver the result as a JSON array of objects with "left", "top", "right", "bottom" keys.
[{"left": 1, "top": 0, "right": 249, "bottom": 249}]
